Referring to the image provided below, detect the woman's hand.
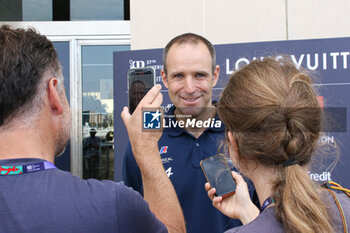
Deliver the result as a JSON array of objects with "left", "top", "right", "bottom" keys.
[{"left": 205, "top": 171, "right": 259, "bottom": 225}]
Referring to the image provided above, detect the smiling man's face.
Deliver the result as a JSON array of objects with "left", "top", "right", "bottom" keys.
[{"left": 161, "top": 42, "right": 219, "bottom": 118}]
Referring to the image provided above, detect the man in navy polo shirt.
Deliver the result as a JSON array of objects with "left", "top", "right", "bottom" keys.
[
  {"left": 0, "top": 25, "right": 185, "bottom": 233},
  {"left": 123, "top": 33, "right": 256, "bottom": 233}
]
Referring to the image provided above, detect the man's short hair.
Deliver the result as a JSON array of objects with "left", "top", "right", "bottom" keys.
[
  {"left": 0, "top": 25, "right": 63, "bottom": 128},
  {"left": 162, "top": 33, "right": 216, "bottom": 75}
]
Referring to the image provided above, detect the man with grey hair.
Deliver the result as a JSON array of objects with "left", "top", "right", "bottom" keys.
[{"left": 0, "top": 25, "right": 185, "bottom": 233}]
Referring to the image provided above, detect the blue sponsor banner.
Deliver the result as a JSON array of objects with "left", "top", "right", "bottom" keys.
[{"left": 114, "top": 37, "right": 350, "bottom": 188}]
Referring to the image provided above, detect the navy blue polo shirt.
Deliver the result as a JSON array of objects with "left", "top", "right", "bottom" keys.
[{"left": 123, "top": 105, "right": 252, "bottom": 233}]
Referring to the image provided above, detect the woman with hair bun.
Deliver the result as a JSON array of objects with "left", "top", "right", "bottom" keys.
[{"left": 206, "top": 57, "right": 350, "bottom": 233}]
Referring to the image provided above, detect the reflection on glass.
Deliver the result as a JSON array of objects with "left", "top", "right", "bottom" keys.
[
  {"left": 129, "top": 80, "right": 146, "bottom": 114},
  {"left": 82, "top": 45, "right": 129, "bottom": 180},
  {"left": 83, "top": 128, "right": 101, "bottom": 178}
]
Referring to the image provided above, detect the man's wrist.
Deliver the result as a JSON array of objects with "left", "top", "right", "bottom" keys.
[
  {"left": 132, "top": 142, "right": 161, "bottom": 167},
  {"left": 132, "top": 141, "right": 158, "bottom": 155}
]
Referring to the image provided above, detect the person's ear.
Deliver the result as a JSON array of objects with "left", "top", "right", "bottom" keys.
[
  {"left": 161, "top": 69, "right": 169, "bottom": 88},
  {"left": 47, "top": 78, "right": 63, "bottom": 115},
  {"left": 227, "top": 131, "right": 239, "bottom": 157},
  {"left": 212, "top": 65, "right": 220, "bottom": 87}
]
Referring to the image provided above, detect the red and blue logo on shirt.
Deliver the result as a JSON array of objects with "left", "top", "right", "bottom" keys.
[{"left": 159, "top": 146, "right": 168, "bottom": 154}]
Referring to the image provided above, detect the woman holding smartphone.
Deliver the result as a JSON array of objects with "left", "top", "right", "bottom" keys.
[{"left": 206, "top": 57, "right": 350, "bottom": 233}]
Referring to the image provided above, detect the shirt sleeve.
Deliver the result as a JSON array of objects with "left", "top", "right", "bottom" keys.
[
  {"left": 122, "top": 142, "right": 143, "bottom": 195},
  {"left": 115, "top": 182, "right": 167, "bottom": 233}
]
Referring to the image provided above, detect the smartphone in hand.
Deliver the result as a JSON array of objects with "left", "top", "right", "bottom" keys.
[
  {"left": 128, "top": 67, "right": 155, "bottom": 114},
  {"left": 200, "top": 154, "right": 236, "bottom": 197}
]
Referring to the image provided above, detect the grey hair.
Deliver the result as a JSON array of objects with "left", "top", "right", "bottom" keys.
[{"left": 1, "top": 65, "right": 65, "bottom": 130}]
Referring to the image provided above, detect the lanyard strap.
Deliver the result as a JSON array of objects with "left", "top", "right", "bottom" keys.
[
  {"left": 323, "top": 181, "right": 350, "bottom": 233},
  {"left": 0, "top": 161, "right": 57, "bottom": 175},
  {"left": 260, "top": 196, "right": 274, "bottom": 212}
]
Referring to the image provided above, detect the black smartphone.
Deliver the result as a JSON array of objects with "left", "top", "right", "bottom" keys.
[
  {"left": 127, "top": 67, "right": 155, "bottom": 114},
  {"left": 200, "top": 154, "right": 236, "bottom": 197}
]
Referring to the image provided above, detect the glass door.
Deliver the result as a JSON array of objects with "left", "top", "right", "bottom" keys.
[
  {"left": 5, "top": 20, "right": 131, "bottom": 179},
  {"left": 80, "top": 44, "right": 130, "bottom": 180}
]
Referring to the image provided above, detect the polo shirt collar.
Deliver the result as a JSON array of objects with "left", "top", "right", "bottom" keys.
[{"left": 163, "top": 105, "right": 184, "bottom": 137}]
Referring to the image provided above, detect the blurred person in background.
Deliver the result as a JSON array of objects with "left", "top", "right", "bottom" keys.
[{"left": 83, "top": 128, "right": 101, "bottom": 178}]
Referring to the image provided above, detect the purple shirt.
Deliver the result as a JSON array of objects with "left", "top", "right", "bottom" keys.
[
  {"left": 0, "top": 158, "right": 167, "bottom": 233},
  {"left": 225, "top": 191, "right": 350, "bottom": 233}
]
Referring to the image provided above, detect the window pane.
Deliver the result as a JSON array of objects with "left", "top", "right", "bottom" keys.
[
  {"left": 82, "top": 45, "right": 129, "bottom": 180},
  {"left": 71, "top": 0, "right": 123, "bottom": 20},
  {"left": 0, "top": 0, "right": 22, "bottom": 21},
  {"left": 23, "top": 0, "right": 52, "bottom": 21}
]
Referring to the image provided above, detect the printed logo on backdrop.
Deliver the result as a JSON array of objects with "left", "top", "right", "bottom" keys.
[
  {"left": 309, "top": 171, "right": 332, "bottom": 182},
  {"left": 224, "top": 52, "right": 350, "bottom": 76},
  {"left": 129, "top": 60, "right": 145, "bottom": 68},
  {"left": 129, "top": 59, "right": 159, "bottom": 69},
  {"left": 129, "top": 59, "right": 164, "bottom": 82},
  {"left": 310, "top": 133, "right": 337, "bottom": 183}
]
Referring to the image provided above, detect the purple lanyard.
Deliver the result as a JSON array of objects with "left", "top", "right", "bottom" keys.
[
  {"left": 260, "top": 196, "right": 274, "bottom": 212},
  {"left": 0, "top": 161, "right": 57, "bottom": 175}
]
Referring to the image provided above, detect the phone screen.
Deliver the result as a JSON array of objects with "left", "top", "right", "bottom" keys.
[
  {"left": 128, "top": 68, "right": 155, "bottom": 114},
  {"left": 200, "top": 154, "right": 236, "bottom": 197}
]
